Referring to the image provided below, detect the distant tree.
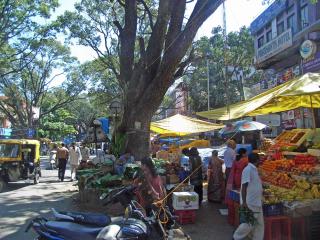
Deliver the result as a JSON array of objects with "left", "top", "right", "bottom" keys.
[
  {"left": 0, "top": 39, "right": 83, "bottom": 129},
  {"left": 184, "top": 26, "right": 257, "bottom": 112},
  {"left": 0, "top": 0, "right": 59, "bottom": 78},
  {"left": 38, "top": 108, "right": 76, "bottom": 141}
]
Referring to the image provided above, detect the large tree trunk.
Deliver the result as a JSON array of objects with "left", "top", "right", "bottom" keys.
[{"left": 115, "top": 0, "right": 224, "bottom": 160}]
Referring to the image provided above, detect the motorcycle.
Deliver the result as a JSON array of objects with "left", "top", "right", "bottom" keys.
[
  {"left": 26, "top": 199, "right": 180, "bottom": 240},
  {"left": 49, "top": 150, "right": 57, "bottom": 170},
  {"left": 26, "top": 181, "right": 186, "bottom": 240}
]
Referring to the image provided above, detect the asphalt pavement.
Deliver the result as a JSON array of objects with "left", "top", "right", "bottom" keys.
[
  {"left": 0, "top": 156, "right": 78, "bottom": 240},
  {"left": 0, "top": 154, "right": 234, "bottom": 240}
]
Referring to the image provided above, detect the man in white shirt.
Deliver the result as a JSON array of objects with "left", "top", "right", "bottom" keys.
[
  {"left": 69, "top": 143, "right": 82, "bottom": 181},
  {"left": 223, "top": 140, "right": 236, "bottom": 182},
  {"left": 233, "top": 153, "right": 264, "bottom": 240}
]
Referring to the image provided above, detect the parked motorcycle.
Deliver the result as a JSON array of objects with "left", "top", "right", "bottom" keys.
[{"left": 26, "top": 198, "right": 179, "bottom": 240}]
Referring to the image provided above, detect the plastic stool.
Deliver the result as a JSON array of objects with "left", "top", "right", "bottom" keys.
[{"left": 264, "top": 216, "right": 291, "bottom": 240}]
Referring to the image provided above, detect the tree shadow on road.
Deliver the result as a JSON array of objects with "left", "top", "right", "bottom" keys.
[{"left": 0, "top": 187, "right": 77, "bottom": 240}]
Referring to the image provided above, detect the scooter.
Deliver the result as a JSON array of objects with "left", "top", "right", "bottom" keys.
[
  {"left": 49, "top": 150, "right": 57, "bottom": 170},
  {"left": 26, "top": 198, "right": 180, "bottom": 240},
  {"left": 49, "top": 185, "right": 137, "bottom": 227}
]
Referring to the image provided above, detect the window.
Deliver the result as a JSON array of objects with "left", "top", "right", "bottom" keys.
[
  {"left": 266, "top": 31, "right": 272, "bottom": 42},
  {"left": 287, "top": 14, "right": 296, "bottom": 33},
  {"left": 277, "top": 21, "right": 285, "bottom": 35},
  {"left": 301, "top": 5, "right": 309, "bottom": 29},
  {"left": 258, "top": 36, "right": 264, "bottom": 48},
  {"left": 287, "top": 4, "right": 294, "bottom": 14}
]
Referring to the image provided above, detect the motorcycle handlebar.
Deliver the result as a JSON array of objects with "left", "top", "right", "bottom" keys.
[{"left": 102, "top": 185, "right": 137, "bottom": 206}]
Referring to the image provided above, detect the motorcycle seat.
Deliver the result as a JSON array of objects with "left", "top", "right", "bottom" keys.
[
  {"left": 45, "top": 221, "right": 103, "bottom": 240},
  {"left": 54, "top": 209, "right": 111, "bottom": 227}
]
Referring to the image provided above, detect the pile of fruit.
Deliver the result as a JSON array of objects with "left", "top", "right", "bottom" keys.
[
  {"left": 276, "top": 159, "right": 295, "bottom": 171},
  {"left": 263, "top": 181, "right": 320, "bottom": 202},
  {"left": 260, "top": 160, "right": 277, "bottom": 172},
  {"left": 294, "top": 154, "right": 317, "bottom": 165},
  {"left": 292, "top": 164, "right": 316, "bottom": 175},
  {"left": 260, "top": 159, "right": 295, "bottom": 172},
  {"left": 260, "top": 156, "right": 318, "bottom": 176},
  {"left": 262, "top": 172, "right": 296, "bottom": 189}
]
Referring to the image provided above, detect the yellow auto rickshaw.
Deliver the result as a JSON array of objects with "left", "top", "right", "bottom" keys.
[{"left": 0, "top": 139, "right": 41, "bottom": 192}]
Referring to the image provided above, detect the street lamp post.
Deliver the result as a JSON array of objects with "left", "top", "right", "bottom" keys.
[
  {"left": 109, "top": 100, "right": 122, "bottom": 145},
  {"left": 92, "top": 119, "right": 102, "bottom": 156},
  {"left": 207, "top": 57, "right": 210, "bottom": 111}
]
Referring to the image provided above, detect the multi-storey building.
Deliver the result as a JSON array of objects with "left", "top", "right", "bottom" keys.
[{"left": 250, "top": 0, "right": 320, "bottom": 131}]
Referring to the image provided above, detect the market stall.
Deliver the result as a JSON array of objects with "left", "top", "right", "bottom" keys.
[
  {"left": 151, "top": 114, "right": 224, "bottom": 162},
  {"left": 228, "top": 129, "right": 320, "bottom": 239},
  {"left": 205, "top": 74, "right": 320, "bottom": 238}
]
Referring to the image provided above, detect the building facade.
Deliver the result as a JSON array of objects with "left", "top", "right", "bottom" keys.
[
  {"left": 250, "top": 0, "right": 320, "bottom": 132},
  {"left": 0, "top": 96, "right": 11, "bottom": 138}
]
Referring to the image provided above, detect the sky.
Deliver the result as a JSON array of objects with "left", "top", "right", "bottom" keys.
[{"left": 50, "top": 0, "right": 271, "bottom": 86}]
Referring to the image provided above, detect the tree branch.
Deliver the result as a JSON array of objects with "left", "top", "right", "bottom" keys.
[
  {"left": 138, "top": 0, "right": 154, "bottom": 30},
  {"left": 118, "top": 0, "right": 137, "bottom": 84}
]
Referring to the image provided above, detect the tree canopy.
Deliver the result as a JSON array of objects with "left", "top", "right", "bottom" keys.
[{"left": 56, "top": 0, "right": 224, "bottom": 158}]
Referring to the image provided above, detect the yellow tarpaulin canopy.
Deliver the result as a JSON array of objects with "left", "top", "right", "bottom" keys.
[
  {"left": 197, "top": 73, "right": 320, "bottom": 120},
  {"left": 150, "top": 114, "right": 224, "bottom": 136}
]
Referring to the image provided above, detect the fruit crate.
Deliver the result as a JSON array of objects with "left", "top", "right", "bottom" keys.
[
  {"left": 174, "top": 210, "right": 196, "bottom": 225},
  {"left": 263, "top": 203, "right": 284, "bottom": 217},
  {"left": 306, "top": 211, "right": 320, "bottom": 240}
]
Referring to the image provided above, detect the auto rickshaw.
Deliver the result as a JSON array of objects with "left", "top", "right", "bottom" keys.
[{"left": 0, "top": 139, "right": 41, "bottom": 192}]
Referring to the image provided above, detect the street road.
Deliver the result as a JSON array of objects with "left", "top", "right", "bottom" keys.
[{"left": 0, "top": 157, "right": 78, "bottom": 240}]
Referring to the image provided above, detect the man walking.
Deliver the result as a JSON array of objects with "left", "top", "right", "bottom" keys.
[
  {"left": 233, "top": 153, "right": 264, "bottom": 240},
  {"left": 57, "top": 143, "right": 69, "bottom": 182},
  {"left": 224, "top": 140, "right": 236, "bottom": 183},
  {"left": 69, "top": 142, "right": 82, "bottom": 181}
]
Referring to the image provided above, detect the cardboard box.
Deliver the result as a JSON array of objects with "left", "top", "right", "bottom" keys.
[
  {"left": 167, "top": 174, "right": 179, "bottom": 184},
  {"left": 173, "top": 192, "right": 199, "bottom": 210}
]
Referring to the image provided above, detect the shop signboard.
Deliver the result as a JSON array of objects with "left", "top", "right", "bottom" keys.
[
  {"left": 302, "top": 51, "right": 320, "bottom": 73},
  {"left": 282, "top": 119, "right": 297, "bottom": 130},
  {"left": 256, "top": 114, "right": 281, "bottom": 127},
  {"left": 300, "top": 40, "right": 317, "bottom": 59},
  {"left": 256, "top": 28, "right": 292, "bottom": 63}
]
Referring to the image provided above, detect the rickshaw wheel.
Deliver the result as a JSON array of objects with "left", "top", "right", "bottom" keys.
[{"left": 0, "top": 179, "right": 7, "bottom": 192}]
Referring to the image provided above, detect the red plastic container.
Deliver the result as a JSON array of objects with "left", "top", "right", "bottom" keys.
[{"left": 174, "top": 209, "right": 196, "bottom": 224}]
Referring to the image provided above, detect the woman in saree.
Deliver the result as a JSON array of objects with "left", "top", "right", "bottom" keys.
[
  {"left": 225, "top": 148, "right": 248, "bottom": 204},
  {"left": 233, "top": 148, "right": 248, "bottom": 189},
  {"left": 207, "top": 150, "right": 224, "bottom": 202}
]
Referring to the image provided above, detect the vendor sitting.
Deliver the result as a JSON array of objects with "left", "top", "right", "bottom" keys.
[
  {"left": 115, "top": 152, "right": 134, "bottom": 175},
  {"left": 135, "top": 157, "right": 165, "bottom": 215}
]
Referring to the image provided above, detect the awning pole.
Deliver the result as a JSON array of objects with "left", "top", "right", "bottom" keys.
[{"left": 310, "top": 95, "right": 316, "bottom": 129}]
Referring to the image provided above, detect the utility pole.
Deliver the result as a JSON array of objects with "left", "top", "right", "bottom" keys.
[
  {"left": 222, "top": 0, "right": 230, "bottom": 119},
  {"left": 207, "top": 57, "right": 210, "bottom": 111}
]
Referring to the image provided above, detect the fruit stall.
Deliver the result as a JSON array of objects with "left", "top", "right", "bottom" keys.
[
  {"left": 259, "top": 128, "right": 320, "bottom": 239},
  {"left": 228, "top": 129, "right": 320, "bottom": 239}
]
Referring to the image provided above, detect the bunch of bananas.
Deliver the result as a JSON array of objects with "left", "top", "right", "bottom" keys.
[
  {"left": 311, "top": 184, "right": 320, "bottom": 198},
  {"left": 296, "top": 179, "right": 310, "bottom": 190}
]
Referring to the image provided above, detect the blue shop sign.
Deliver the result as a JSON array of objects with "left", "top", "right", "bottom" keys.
[
  {"left": 26, "top": 128, "right": 35, "bottom": 138},
  {"left": 0, "top": 128, "right": 12, "bottom": 137},
  {"left": 250, "top": 1, "right": 287, "bottom": 35}
]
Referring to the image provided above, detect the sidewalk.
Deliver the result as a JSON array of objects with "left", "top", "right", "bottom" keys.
[{"left": 182, "top": 201, "right": 234, "bottom": 240}]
